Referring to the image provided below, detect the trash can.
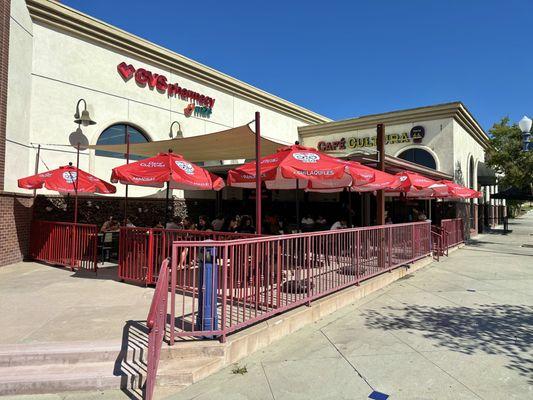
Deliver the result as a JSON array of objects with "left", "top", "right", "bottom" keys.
[{"left": 196, "top": 243, "right": 218, "bottom": 336}]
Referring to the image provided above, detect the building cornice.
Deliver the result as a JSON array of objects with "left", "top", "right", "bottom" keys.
[
  {"left": 299, "top": 102, "right": 490, "bottom": 150},
  {"left": 26, "top": 0, "right": 331, "bottom": 125}
]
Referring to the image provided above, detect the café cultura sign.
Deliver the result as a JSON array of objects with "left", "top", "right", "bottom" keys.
[{"left": 317, "top": 126, "right": 425, "bottom": 152}]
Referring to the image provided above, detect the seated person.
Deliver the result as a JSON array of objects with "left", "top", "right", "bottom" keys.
[
  {"left": 237, "top": 215, "right": 255, "bottom": 233},
  {"left": 124, "top": 217, "right": 136, "bottom": 228},
  {"left": 154, "top": 220, "right": 164, "bottom": 228},
  {"left": 211, "top": 214, "right": 225, "bottom": 231},
  {"left": 166, "top": 216, "right": 183, "bottom": 230},
  {"left": 418, "top": 211, "right": 427, "bottom": 221},
  {"left": 101, "top": 216, "right": 120, "bottom": 232},
  {"left": 330, "top": 218, "right": 347, "bottom": 230},
  {"left": 315, "top": 215, "right": 328, "bottom": 230},
  {"left": 182, "top": 216, "right": 196, "bottom": 230},
  {"left": 197, "top": 215, "right": 211, "bottom": 231},
  {"left": 301, "top": 214, "right": 315, "bottom": 231}
]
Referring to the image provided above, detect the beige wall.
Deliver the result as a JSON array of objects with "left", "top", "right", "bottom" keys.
[
  {"left": 301, "top": 117, "right": 456, "bottom": 176},
  {"left": 9, "top": 17, "right": 315, "bottom": 197},
  {"left": 4, "top": 0, "right": 33, "bottom": 193},
  {"left": 452, "top": 120, "right": 486, "bottom": 204}
]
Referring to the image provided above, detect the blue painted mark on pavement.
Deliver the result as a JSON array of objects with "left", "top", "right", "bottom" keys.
[{"left": 369, "top": 391, "right": 389, "bottom": 400}]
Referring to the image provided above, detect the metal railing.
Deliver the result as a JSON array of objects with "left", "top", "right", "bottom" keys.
[
  {"left": 30, "top": 220, "right": 98, "bottom": 272},
  {"left": 168, "top": 221, "right": 431, "bottom": 342},
  {"left": 441, "top": 218, "right": 464, "bottom": 248},
  {"left": 119, "top": 227, "right": 258, "bottom": 284},
  {"left": 430, "top": 225, "right": 448, "bottom": 260},
  {"left": 145, "top": 258, "right": 170, "bottom": 400}
]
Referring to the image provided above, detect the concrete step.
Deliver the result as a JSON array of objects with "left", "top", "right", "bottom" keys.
[
  {"left": 0, "top": 361, "right": 125, "bottom": 396},
  {"left": 0, "top": 342, "right": 125, "bottom": 367},
  {"left": 0, "top": 339, "right": 225, "bottom": 397},
  {"left": 161, "top": 340, "right": 225, "bottom": 360},
  {"left": 156, "top": 356, "right": 224, "bottom": 387}
]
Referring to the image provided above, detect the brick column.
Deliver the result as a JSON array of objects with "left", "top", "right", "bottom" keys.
[{"left": 0, "top": 0, "right": 10, "bottom": 191}]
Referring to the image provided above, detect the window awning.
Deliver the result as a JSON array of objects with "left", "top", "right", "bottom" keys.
[
  {"left": 88, "top": 125, "right": 288, "bottom": 162},
  {"left": 477, "top": 162, "right": 497, "bottom": 186}
]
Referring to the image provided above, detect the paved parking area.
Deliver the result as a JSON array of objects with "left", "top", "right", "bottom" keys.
[{"left": 166, "top": 213, "right": 533, "bottom": 400}]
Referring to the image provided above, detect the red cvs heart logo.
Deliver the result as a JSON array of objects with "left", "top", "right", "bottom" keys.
[{"left": 117, "top": 62, "right": 135, "bottom": 80}]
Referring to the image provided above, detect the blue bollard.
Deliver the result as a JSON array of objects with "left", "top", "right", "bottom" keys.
[{"left": 196, "top": 243, "right": 218, "bottom": 338}]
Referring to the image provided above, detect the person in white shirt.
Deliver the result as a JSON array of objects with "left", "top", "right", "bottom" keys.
[
  {"left": 165, "top": 217, "right": 183, "bottom": 230},
  {"left": 330, "top": 219, "right": 347, "bottom": 230},
  {"left": 301, "top": 214, "right": 315, "bottom": 231}
]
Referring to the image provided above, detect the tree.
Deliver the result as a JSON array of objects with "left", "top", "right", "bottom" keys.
[{"left": 486, "top": 117, "right": 533, "bottom": 192}]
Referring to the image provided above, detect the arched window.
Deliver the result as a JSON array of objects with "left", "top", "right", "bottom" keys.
[
  {"left": 95, "top": 124, "right": 149, "bottom": 161},
  {"left": 397, "top": 148, "right": 437, "bottom": 170}
]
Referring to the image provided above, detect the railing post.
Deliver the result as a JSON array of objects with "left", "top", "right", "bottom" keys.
[
  {"left": 93, "top": 226, "right": 98, "bottom": 273},
  {"left": 170, "top": 249, "right": 177, "bottom": 346},
  {"left": 148, "top": 228, "right": 154, "bottom": 284},
  {"left": 411, "top": 223, "right": 415, "bottom": 260},
  {"left": 355, "top": 230, "right": 360, "bottom": 285},
  {"left": 220, "top": 245, "right": 228, "bottom": 343},
  {"left": 306, "top": 236, "right": 312, "bottom": 306},
  {"left": 387, "top": 226, "right": 392, "bottom": 271},
  {"left": 276, "top": 240, "right": 281, "bottom": 309}
]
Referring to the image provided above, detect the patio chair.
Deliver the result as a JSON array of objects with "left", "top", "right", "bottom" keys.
[{"left": 99, "top": 232, "right": 114, "bottom": 265}]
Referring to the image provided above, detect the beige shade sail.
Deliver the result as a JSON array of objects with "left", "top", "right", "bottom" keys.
[{"left": 88, "top": 125, "right": 288, "bottom": 162}]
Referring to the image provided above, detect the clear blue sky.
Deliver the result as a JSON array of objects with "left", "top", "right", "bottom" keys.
[{"left": 63, "top": 0, "right": 533, "bottom": 131}]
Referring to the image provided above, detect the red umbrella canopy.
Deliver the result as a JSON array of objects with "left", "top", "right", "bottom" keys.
[
  {"left": 18, "top": 164, "right": 116, "bottom": 194},
  {"left": 387, "top": 170, "right": 448, "bottom": 198},
  {"left": 111, "top": 152, "right": 224, "bottom": 191},
  {"left": 438, "top": 180, "right": 482, "bottom": 199},
  {"left": 227, "top": 144, "right": 375, "bottom": 190},
  {"left": 307, "top": 161, "right": 401, "bottom": 192}
]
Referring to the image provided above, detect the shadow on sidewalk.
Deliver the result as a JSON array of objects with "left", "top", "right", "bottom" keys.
[{"left": 363, "top": 304, "right": 533, "bottom": 384}]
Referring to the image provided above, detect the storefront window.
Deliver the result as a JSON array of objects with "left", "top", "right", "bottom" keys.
[
  {"left": 95, "top": 124, "right": 149, "bottom": 160},
  {"left": 397, "top": 148, "right": 436, "bottom": 170}
]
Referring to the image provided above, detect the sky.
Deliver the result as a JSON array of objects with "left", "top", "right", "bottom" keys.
[{"left": 62, "top": 0, "right": 533, "bottom": 131}]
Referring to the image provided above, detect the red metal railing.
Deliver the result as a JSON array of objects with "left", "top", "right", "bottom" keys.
[
  {"left": 30, "top": 220, "right": 98, "bottom": 272},
  {"left": 441, "top": 218, "right": 464, "bottom": 248},
  {"left": 119, "top": 228, "right": 258, "bottom": 285},
  {"left": 430, "top": 226, "right": 447, "bottom": 260},
  {"left": 145, "top": 258, "right": 170, "bottom": 400},
  {"left": 168, "top": 221, "right": 431, "bottom": 342}
]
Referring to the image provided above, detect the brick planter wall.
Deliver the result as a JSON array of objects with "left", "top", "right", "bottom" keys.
[{"left": 0, "top": 193, "right": 34, "bottom": 267}]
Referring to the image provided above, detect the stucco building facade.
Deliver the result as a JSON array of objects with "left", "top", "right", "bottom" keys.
[{"left": 0, "top": 0, "right": 503, "bottom": 267}]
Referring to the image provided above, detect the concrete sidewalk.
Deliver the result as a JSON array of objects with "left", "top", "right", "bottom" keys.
[{"left": 166, "top": 213, "right": 533, "bottom": 400}]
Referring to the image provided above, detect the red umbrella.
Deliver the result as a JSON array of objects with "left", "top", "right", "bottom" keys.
[
  {"left": 228, "top": 144, "right": 375, "bottom": 229},
  {"left": 389, "top": 171, "right": 448, "bottom": 198},
  {"left": 307, "top": 161, "right": 402, "bottom": 192},
  {"left": 227, "top": 144, "right": 374, "bottom": 190},
  {"left": 111, "top": 151, "right": 224, "bottom": 224},
  {"left": 111, "top": 151, "right": 224, "bottom": 191},
  {"left": 437, "top": 180, "right": 482, "bottom": 199},
  {"left": 18, "top": 163, "right": 116, "bottom": 222}
]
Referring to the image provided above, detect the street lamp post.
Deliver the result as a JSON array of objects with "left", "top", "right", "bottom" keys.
[{"left": 518, "top": 116, "right": 532, "bottom": 152}]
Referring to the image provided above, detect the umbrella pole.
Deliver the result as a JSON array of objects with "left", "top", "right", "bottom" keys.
[
  {"left": 74, "top": 143, "right": 80, "bottom": 224},
  {"left": 296, "top": 179, "right": 300, "bottom": 232},
  {"left": 33, "top": 144, "right": 41, "bottom": 198},
  {"left": 165, "top": 181, "right": 170, "bottom": 227},
  {"left": 255, "top": 111, "right": 262, "bottom": 235},
  {"left": 124, "top": 125, "right": 130, "bottom": 223},
  {"left": 348, "top": 188, "right": 353, "bottom": 227}
]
